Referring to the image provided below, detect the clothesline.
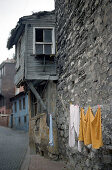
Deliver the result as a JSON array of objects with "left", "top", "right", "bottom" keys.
[
  {"left": 58, "top": 94, "right": 102, "bottom": 113},
  {"left": 70, "top": 102, "right": 101, "bottom": 109}
]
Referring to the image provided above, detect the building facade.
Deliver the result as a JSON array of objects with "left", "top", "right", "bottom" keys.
[
  {"left": 0, "top": 59, "right": 15, "bottom": 127},
  {"left": 10, "top": 91, "right": 29, "bottom": 131}
]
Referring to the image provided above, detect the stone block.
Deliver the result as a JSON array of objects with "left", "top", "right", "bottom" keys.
[
  {"left": 108, "top": 55, "right": 112, "bottom": 63},
  {"left": 103, "top": 155, "right": 112, "bottom": 163},
  {"left": 60, "top": 130, "right": 64, "bottom": 137},
  {"left": 108, "top": 68, "right": 112, "bottom": 76},
  {"left": 85, "top": 159, "right": 90, "bottom": 167},
  {"left": 75, "top": 166, "right": 83, "bottom": 170}
]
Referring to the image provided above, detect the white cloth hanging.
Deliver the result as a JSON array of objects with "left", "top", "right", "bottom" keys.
[
  {"left": 69, "top": 104, "right": 75, "bottom": 147},
  {"left": 49, "top": 114, "right": 54, "bottom": 146},
  {"left": 69, "top": 104, "right": 81, "bottom": 151}
]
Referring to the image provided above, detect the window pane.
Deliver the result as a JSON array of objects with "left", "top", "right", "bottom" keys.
[
  {"left": 19, "top": 117, "right": 21, "bottom": 124},
  {"left": 19, "top": 100, "right": 21, "bottom": 110},
  {"left": 15, "top": 102, "right": 17, "bottom": 112},
  {"left": 44, "top": 29, "right": 52, "bottom": 42},
  {"left": 35, "top": 29, "right": 43, "bottom": 42},
  {"left": 44, "top": 45, "right": 52, "bottom": 54},
  {"left": 23, "top": 98, "right": 25, "bottom": 109},
  {"left": 24, "top": 116, "right": 27, "bottom": 123},
  {"left": 35, "top": 44, "right": 43, "bottom": 54}
]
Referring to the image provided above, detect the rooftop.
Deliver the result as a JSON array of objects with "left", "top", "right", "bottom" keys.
[
  {"left": 0, "top": 58, "right": 15, "bottom": 68},
  {"left": 7, "top": 10, "right": 55, "bottom": 50}
]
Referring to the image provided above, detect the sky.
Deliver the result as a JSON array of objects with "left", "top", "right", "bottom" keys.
[{"left": 0, "top": 0, "right": 55, "bottom": 64}]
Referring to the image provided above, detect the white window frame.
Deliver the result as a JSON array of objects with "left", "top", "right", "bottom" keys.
[{"left": 33, "top": 27, "right": 55, "bottom": 55}]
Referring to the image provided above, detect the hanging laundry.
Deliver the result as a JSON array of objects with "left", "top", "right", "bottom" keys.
[
  {"left": 49, "top": 114, "right": 54, "bottom": 146},
  {"left": 69, "top": 104, "right": 81, "bottom": 151},
  {"left": 69, "top": 104, "right": 75, "bottom": 147},
  {"left": 78, "top": 108, "right": 85, "bottom": 142},
  {"left": 91, "top": 107, "right": 103, "bottom": 149},
  {"left": 79, "top": 106, "right": 103, "bottom": 149},
  {"left": 84, "top": 106, "right": 94, "bottom": 145}
]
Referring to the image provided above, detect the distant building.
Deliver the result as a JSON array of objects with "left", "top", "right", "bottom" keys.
[
  {"left": 10, "top": 88, "right": 29, "bottom": 131},
  {"left": 0, "top": 58, "right": 15, "bottom": 127}
]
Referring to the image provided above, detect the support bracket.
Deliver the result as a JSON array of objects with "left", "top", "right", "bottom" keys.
[{"left": 27, "top": 81, "right": 47, "bottom": 112}]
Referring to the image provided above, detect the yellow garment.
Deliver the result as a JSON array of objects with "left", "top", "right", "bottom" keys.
[
  {"left": 78, "top": 108, "right": 85, "bottom": 142},
  {"left": 79, "top": 106, "right": 103, "bottom": 149},
  {"left": 79, "top": 106, "right": 93, "bottom": 145},
  {"left": 91, "top": 107, "right": 103, "bottom": 149}
]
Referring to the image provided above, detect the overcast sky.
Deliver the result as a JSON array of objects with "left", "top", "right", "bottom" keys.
[{"left": 0, "top": 0, "right": 54, "bottom": 64}]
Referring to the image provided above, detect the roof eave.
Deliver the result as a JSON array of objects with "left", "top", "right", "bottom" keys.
[{"left": 7, "top": 24, "right": 25, "bottom": 49}]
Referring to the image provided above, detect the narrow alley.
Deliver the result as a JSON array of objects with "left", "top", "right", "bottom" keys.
[
  {"left": 0, "top": 0, "right": 112, "bottom": 170},
  {"left": 0, "top": 126, "right": 67, "bottom": 170},
  {"left": 0, "top": 126, "right": 28, "bottom": 170}
]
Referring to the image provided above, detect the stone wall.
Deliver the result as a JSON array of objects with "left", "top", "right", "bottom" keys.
[
  {"left": 29, "top": 81, "right": 59, "bottom": 159},
  {"left": 29, "top": 113, "right": 59, "bottom": 159},
  {"left": 55, "top": 0, "right": 112, "bottom": 169}
]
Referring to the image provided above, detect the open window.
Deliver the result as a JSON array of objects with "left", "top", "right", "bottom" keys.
[
  {"left": 24, "top": 115, "right": 27, "bottom": 123},
  {"left": 0, "top": 66, "right": 5, "bottom": 77},
  {"left": 33, "top": 27, "right": 55, "bottom": 55},
  {"left": 19, "top": 117, "right": 21, "bottom": 124}
]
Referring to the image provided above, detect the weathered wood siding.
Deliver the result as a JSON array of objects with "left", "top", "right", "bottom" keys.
[
  {"left": 15, "top": 32, "right": 25, "bottom": 85},
  {"left": 25, "top": 14, "right": 56, "bottom": 80},
  {"left": 15, "top": 13, "right": 57, "bottom": 85}
]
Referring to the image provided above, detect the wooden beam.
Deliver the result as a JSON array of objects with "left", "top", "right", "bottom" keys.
[{"left": 27, "top": 81, "right": 47, "bottom": 112}]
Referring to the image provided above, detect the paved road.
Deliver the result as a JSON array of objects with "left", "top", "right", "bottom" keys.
[
  {"left": 28, "top": 155, "right": 67, "bottom": 170},
  {"left": 0, "top": 126, "right": 28, "bottom": 170}
]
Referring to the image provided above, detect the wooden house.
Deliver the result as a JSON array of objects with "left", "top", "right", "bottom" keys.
[
  {"left": 7, "top": 10, "right": 57, "bottom": 85},
  {"left": 7, "top": 11, "right": 58, "bottom": 158}
]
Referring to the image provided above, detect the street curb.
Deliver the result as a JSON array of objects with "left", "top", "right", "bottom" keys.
[{"left": 20, "top": 146, "right": 31, "bottom": 170}]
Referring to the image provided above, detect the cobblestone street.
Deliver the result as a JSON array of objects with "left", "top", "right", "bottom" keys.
[{"left": 0, "top": 126, "right": 28, "bottom": 170}]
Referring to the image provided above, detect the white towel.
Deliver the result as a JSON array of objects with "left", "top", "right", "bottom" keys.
[
  {"left": 69, "top": 104, "right": 75, "bottom": 147},
  {"left": 69, "top": 104, "right": 81, "bottom": 151},
  {"left": 74, "top": 105, "right": 80, "bottom": 137},
  {"left": 49, "top": 114, "right": 54, "bottom": 146}
]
